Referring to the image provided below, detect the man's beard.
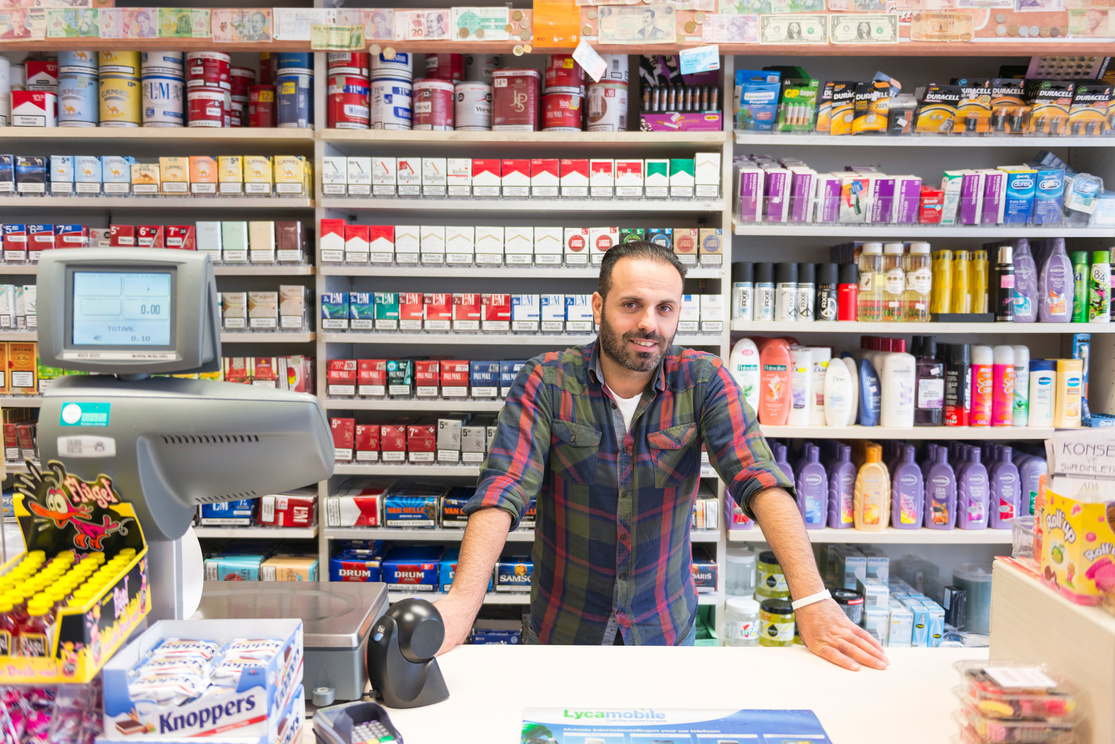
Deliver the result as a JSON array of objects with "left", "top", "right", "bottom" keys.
[{"left": 599, "top": 313, "right": 672, "bottom": 373}]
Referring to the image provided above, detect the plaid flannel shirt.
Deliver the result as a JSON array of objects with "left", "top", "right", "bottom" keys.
[{"left": 463, "top": 340, "right": 793, "bottom": 645}]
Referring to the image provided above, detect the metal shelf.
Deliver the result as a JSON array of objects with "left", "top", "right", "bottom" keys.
[
  {"left": 730, "top": 320, "right": 1115, "bottom": 335},
  {"left": 388, "top": 591, "right": 530, "bottom": 605},
  {"left": 760, "top": 425, "right": 1056, "bottom": 440},
  {"left": 326, "top": 527, "right": 534, "bottom": 542},
  {"left": 4, "top": 461, "right": 35, "bottom": 474},
  {"left": 0, "top": 265, "right": 38, "bottom": 275},
  {"left": 192, "top": 525, "right": 318, "bottom": 539},
  {"left": 325, "top": 398, "right": 506, "bottom": 412},
  {"left": 221, "top": 331, "right": 314, "bottom": 343},
  {"left": 322, "top": 333, "right": 722, "bottom": 346},
  {"left": 0, "top": 396, "right": 41, "bottom": 408},
  {"left": 0, "top": 197, "right": 314, "bottom": 210},
  {"left": 0, "top": 332, "right": 33, "bottom": 341},
  {"left": 322, "top": 130, "right": 728, "bottom": 146},
  {"left": 734, "top": 133, "right": 1115, "bottom": 148},
  {"left": 0, "top": 128, "right": 314, "bottom": 144},
  {"left": 333, "top": 464, "right": 481, "bottom": 477},
  {"left": 729, "top": 526, "right": 1014, "bottom": 545},
  {"left": 322, "top": 198, "right": 725, "bottom": 213},
  {"left": 733, "top": 223, "right": 1113, "bottom": 238},
  {"left": 214, "top": 265, "right": 315, "bottom": 276},
  {"left": 320, "top": 265, "right": 724, "bottom": 279}
]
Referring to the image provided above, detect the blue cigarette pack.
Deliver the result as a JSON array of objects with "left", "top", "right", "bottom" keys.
[
  {"left": 471, "top": 627, "right": 522, "bottom": 645},
  {"left": 692, "top": 548, "right": 718, "bottom": 593},
  {"left": 320, "top": 292, "right": 349, "bottom": 330},
  {"left": 50, "top": 155, "right": 73, "bottom": 194},
  {"left": 348, "top": 291, "right": 374, "bottom": 330},
  {"left": 381, "top": 546, "right": 443, "bottom": 591},
  {"left": 500, "top": 360, "right": 525, "bottom": 397},
  {"left": 440, "top": 488, "right": 472, "bottom": 529},
  {"left": 999, "top": 166, "right": 1036, "bottom": 224},
  {"left": 495, "top": 556, "right": 533, "bottom": 592},
  {"left": 439, "top": 547, "right": 494, "bottom": 592},
  {"left": 199, "top": 498, "right": 255, "bottom": 526},
  {"left": 1031, "top": 167, "right": 1065, "bottom": 225},
  {"left": 205, "top": 554, "right": 265, "bottom": 581},
  {"left": 470, "top": 360, "right": 500, "bottom": 398},
  {"left": 0, "top": 155, "right": 12, "bottom": 193},
  {"left": 383, "top": 492, "right": 440, "bottom": 528},
  {"left": 329, "top": 555, "right": 383, "bottom": 582}
]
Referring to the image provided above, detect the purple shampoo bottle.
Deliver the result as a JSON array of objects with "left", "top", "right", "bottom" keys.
[
  {"left": 774, "top": 443, "right": 794, "bottom": 484},
  {"left": 1039, "top": 237, "right": 1073, "bottom": 322},
  {"left": 921, "top": 444, "right": 938, "bottom": 484},
  {"left": 990, "top": 446, "right": 1021, "bottom": 528},
  {"left": 1013, "top": 239, "right": 1039, "bottom": 323},
  {"left": 1018, "top": 455, "right": 1047, "bottom": 517},
  {"left": 796, "top": 445, "right": 828, "bottom": 530},
  {"left": 892, "top": 445, "right": 924, "bottom": 529},
  {"left": 925, "top": 447, "right": 957, "bottom": 529},
  {"left": 828, "top": 444, "right": 856, "bottom": 529},
  {"left": 958, "top": 448, "right": 989, "bottom": 529}
]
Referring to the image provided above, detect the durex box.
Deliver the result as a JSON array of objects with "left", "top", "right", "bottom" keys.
[
  {"left": 101, "top": 618, "right": 303, "bottom": 742},
  {"left": 381, "top": 546, "right": 443, "bottom": 591},
  {"left": 1031, "top": 166, "right": 1065, "bottom": 225},
  {"left": 998, "top": 166, "right": 1035, "bottom": 224},
  {"left": 494, "top": 556, "right": 533, "bottom": 592}
]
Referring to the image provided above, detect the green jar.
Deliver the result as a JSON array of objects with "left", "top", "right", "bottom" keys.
[
  {"left": 759, "top": 598, "right": 795, "bottom": 647},
  {"left": 756, "top": 550, "right": 789, "bottom": 600}
]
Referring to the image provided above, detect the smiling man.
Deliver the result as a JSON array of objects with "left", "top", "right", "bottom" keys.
[{"left": 435, "top": 241, "right": 886, "bottom": 670}]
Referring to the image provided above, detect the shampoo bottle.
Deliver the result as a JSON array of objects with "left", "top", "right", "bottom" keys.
[
  {"left": 925, "top": 447, "right": 957, "bottom": 529},
  {"left": 1012, "top": 239, "right": 1038, "bottom": 323},
  {"left": 1018, "top": 455, "right": 1048, "bottom": 516},
  {"left": 1053, "top": 358, "right": 1084, "bottom": 427},
  {"left": 989, "top": 446, "right": 1020, "bottom": 529},
  {"left": 776, "top": 262, "right": 798, "bottom": 322},
  {"left": 789, "top": 347, "right": 813, "bottom": 426},
  {"left": 991, "top": 345, "right": 1016, "bottom": 427},
  {"left": 796, "top": 445, "right": 828, "bottom": 530},
  {"left": 1039, "top": 238, "right": 1073, "bottom": 322},
  {"left": 1028, "top": 359, "right": 1056, "bottom": 427},
  {"left": 841, "top": 355, "right": 859, "bottom": 421},
  {"left": 828, "top": 444, "right": 856, "bottom": 529},
  {"left": 758, "top": 338, "right": 792, "bottom": 426},
  {"left": 823, "top": 357, "right": 855, "bottom": 427},
  {"left": 958, "top": 448, "right": 989, "bottom": 530},
  {"left": 1072, "top": 250, "right": 1089, "bottom": 323},
  {"left": 857, "top": 357, "right": 881, "bottom": 427},
  {"left": 809, "top": 347, "right": 831, "bottom": 426},
  {"left": 921, "top": 443, "right": 938, "bottom": 483},
  {"left": 914, "top": 336, "right": 945, "bottom": 426},
  {"left": 880, "top": 344, "right": 916, "bottom": 428},
  {"left": 970, "top": 345, "right": 993, "bottom": 427},
  {"left": 891, "top": 445, "right": 924, "bottom": 529},
  {"left": 728, "top": 337, "right": 761, "bottom": 415},
  {"left": 854, "top": 443, "right": 890, "bottom": 531},
  {"left": 773, "top": 443, "right": 794, "bottom": 484},
  {"left": 1011, "top": 345, "right": 1030, "bottom": 427}
]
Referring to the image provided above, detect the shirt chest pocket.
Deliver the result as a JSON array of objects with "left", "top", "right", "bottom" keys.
[
  {"left": 550, "top": 420, "right": 601, "bottom": 487},
  {"left": 647, "top": 423, "right": 699, "bottom": 488}
]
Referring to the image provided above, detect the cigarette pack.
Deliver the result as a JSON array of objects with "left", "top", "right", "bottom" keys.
[
  {"left": 534, "top": 226, "right": 563, "bottom": 265},
  {"left": 249, "top": 221, "right": 277, "bottom": 263},
  {"left": 501, "top": 159, "right": 530, "bottom": 198},
  {"left": 101, "top": 155, "right": 132, "bottom": 194},
  {"left": 541, "top": 294, "right": 565, "bottom": 332},
  {"left": 589, "top": 159, "right": 614, "bottom": 198},
  {"left": 347, "top": 156, "right": 372, "bottom": 196},
  {"left": 565, "top": 294, "right": 594, "bottom": 332},
  {"left": 560, "top": 158, "right": 589, "bottom": 198},
  {"left": 326, "top": 486, "right": 386, "bottom": 527},
  {"left": 447, "top": 158, "right": 472, "bottom": 197},
  {"left": 244, "top": 155, "right": 272, "bottom": 195},
  {"left": 698, "top": 228, "right": 723, "bottom": 265},
  {"left": 279, "top": 285, "right": 306, "bottom": 330},
  {"left": 248, "top": 291, "right": 278, "bottom": 330},
  {"left": 398, "top": 292, "right": 423, "bottom": 331},
  {"left": 221, "top": 221, "right": 248, "bottom": 263},
  {"left": 422, "top": 157, "right": 447, "bottom": 197},
  {"left": 614, "top": 159, "right": 642, "bottom": 198},
  {"left": 320, "top": 219, "right": 345, "bottom": 263},
  {"left": 482, "top": 293, "right": 511, "bottom": 332},
  {"left": 494, "top": 557, "right": 533, "bottom": 592},
  {"left": 50, "top": 155, "right": 73, "bottom": 195},
  {"left": 475, "top": 226, "right": 503, "bottom": 265},
  {"left": 420, "top": 225, "right": 446, "bottom": 265},
  {"left": 415, "top": 359, "right": 440, "bottom": 398},
  {"left": 218, "top": 156, "right": 243, "bottom": 195},
  {"left": 355, "top": 425, "right": 380, "bottom": 462},
  {"left": 396, "top": 156, "right": 421, "bottom": 197},
  {"left": 332, "top": 417, "right": 355, "bottom": 462},
  {"left": 374, "top": 292, "right": 400, "bottom": 331},
  {"left": 500, "top": 361, "right": 525, "bottom": 397},
  {"left": 453, "top": 294, "right": 481, "bottom": 332},
  {"left": 679, "top": 294, "right": 700, "bottom": 332},
  {"left": 348, "top": 292, "right": 373, "bottom": 331},
  {"left": 372, "top": 156, "right": 395, "bottom": 197},
  {"left": 322, "top": 156, "right": 347, "bottom": 195},
  {"left": 695, "top": 153, "right": 720, "bottom": 198},
  {"left": 75, "top": 155, "right": 101, "bottom": 194},
  {"left": 564, "top": 227, "right": 589, "bottom": 266},
  {"left": 589, "top": 226, "right": 618, "bottom": 266},
  {"left": 358, "top": 359, "right": 387, "bottom": 398},
  {"left": 385, "top": 359, "right": 413, "bottom": 398},
  {"left": 394, "top": 225, "right": 419, "bottom": 264},
  {"left": 274, "top": 156, "right": 310, "bottom": 195},
  {"left": 446, "top": 226, "right": 475, "bottom": 265},
  {"left": 258, "top": 492, "right": 317, "bottom": 529},
  {"left": 189, "top": 155, "right": 217, "bottom": 195},
  {"left": 644, "top": 159, "right": 669, "bottom": 198},
  {"left": 441, "top": 359, "right": 470, "bottom": 397},
  {"left": 674, "top": 228, "right": 698, "bottom": 266},
  {"left": 472, "top": 159, "right": 501, "bottom": 197},
  {"left": 669, "top": 158, "right": 694, "bottom": 199},
  {"left": 320, "top": 292, "right": 349, "bottom": 331},
  {"left": 700, "top": 294, "right": 724, "bottom": 334},
  {"left": 531, "top": 158, "right": 559, "bottom": 198},
  {"left": 511, "top": 294, "right": 540, "bottom": 333},
  {"left": 406, "top": 423, "right": 436, "bottom": 463},
  {"left": 504, "top": 227, "right": 533, "bottom": 265}
]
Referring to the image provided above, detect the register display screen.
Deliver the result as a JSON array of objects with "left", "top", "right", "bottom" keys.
[{"left": 71, "top": 270, "right": 173, "bottom": 347}]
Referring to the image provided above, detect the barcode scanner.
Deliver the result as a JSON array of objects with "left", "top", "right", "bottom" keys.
[{"left": 366, "top": 598, "right": 450, "bottom": 709}]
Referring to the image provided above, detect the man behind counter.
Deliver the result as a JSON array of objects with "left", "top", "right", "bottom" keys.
[{"left": 435, "top": 241, "right": 887, "bottom": 671}]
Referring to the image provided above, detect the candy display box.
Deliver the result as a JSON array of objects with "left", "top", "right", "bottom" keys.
[
  {"left": 0, "top": 461, "right": 151, "bottom": 685},
  {"left": 100, "top": 618, "right": 303, "bottom": 743}
]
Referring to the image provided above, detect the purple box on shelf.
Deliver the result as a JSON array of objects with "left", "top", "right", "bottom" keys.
[
  {"left": 958, "top": 171, "right": 985, "bottom": 225},
  {"left": 736, "top": 163, "right": 764, "bottom": 223},
  {"left": 893, "top": 176, "right": 921, "bottom": 224},
  {"left": 868, "top": 176, "right": 896, "bottom": 224},
  {"left": 763, "top": 167, "right": 790, "bottom": 223},
  {"left": 638, "top": 113, "right": 722, "bottom": 132},
  {"left": 788, "top": 168, "right": 815, "bottom": 223},
  {"left": 816, "top": 174, "right": 842, "bottom": 224},
  {"left": 981, "top": 169, "right": 1007, "bottom": 225}
]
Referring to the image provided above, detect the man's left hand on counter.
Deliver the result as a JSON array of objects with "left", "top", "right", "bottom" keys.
[{"left": 795, "top": 600, "right": 889, "bottom": 672}]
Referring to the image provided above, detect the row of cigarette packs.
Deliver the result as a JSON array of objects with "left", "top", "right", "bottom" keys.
[
  {"left": 220, "top": 287, "right": 309, "bottom": 332},
  {"left": 320, "top": 291, "right": 725, "bottom": 334},
  {"left": 326, "top": 358, "right": 523, "bottom": 400},
  {"left": 330, "top": 414, "right": 496, "bottom": 465},
  {"left": 204, "top": 553, "right": 320, "bottom": 582},
  {"left": 322, "top": 154, "right": 722, "bottom": 200},
  {"left": 0, "top": 221, "right": 310, "bottom": 265},
  {"left": 0, "top": 154, "right": 313, "bottom": 197},
  {"left": 196, "top": 490, "right": 317, "bottom": 529},
  {"left": 320, "top": 222, "right": 725, "bottom": 267}
]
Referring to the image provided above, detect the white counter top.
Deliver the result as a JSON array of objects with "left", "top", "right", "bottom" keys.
[{"left": 310, "top": 645, "right": 988, "bottom": 744}]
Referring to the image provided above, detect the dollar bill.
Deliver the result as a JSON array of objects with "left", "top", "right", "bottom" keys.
[
  {"left": 909, "top": 9, "right": 975, "bottom": 38},
  {"left": 452, "top": 6, "right": 511, "bottom": 39},
  {"left": 759, "top": 13, "right": 829, "bottom": 42},
  {"left": 1068, "top": 7, "right": 1112, "bottom": 34},
  {"left": 273, "top": 8, "right": 334, "bottom": 40},
  {"left": 0, "top": 6, "right": 44, "bottom": 37},
  {"left": 211, "top": 8, "right": 271, "bottom": 42},
  {"left": 157, "top": 7, "right": 209, "bottom": 37},
  {"left": 829, "top": 12, "right": 898, "bottom": 41},
  {"left": 310, "top": 23, "right": 363, "bottom": 49},
  {"left": 597, "top": 4, "right": 676, "bottom": 43},
  {"left": 44, "top": 6, "right": 96, "bottom": 35},
  {"left": 701, "top": 12, "right": 759, "bottom": 41},
  {"left": 828, "top": 0, "right": 896, "bottom": 11},
  {"left": 394, "top": 9, "right": 450, "bottom": 39}
]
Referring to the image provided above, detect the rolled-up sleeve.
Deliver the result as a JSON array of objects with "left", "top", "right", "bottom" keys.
[
  {"left": 463, "top": 357, "right": 552, "bottom": 530},
  {"left": 698, "top": 355, "right": 795, "bottom": 519}
]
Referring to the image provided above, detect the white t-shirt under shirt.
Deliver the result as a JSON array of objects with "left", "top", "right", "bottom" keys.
[{"left": 612, "top": 391, "right": 641, "bottom": 432}]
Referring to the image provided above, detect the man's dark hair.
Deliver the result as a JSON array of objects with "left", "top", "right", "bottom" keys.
[{"left": 597, "top": 240, "right": 687, "bottom": 299}]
